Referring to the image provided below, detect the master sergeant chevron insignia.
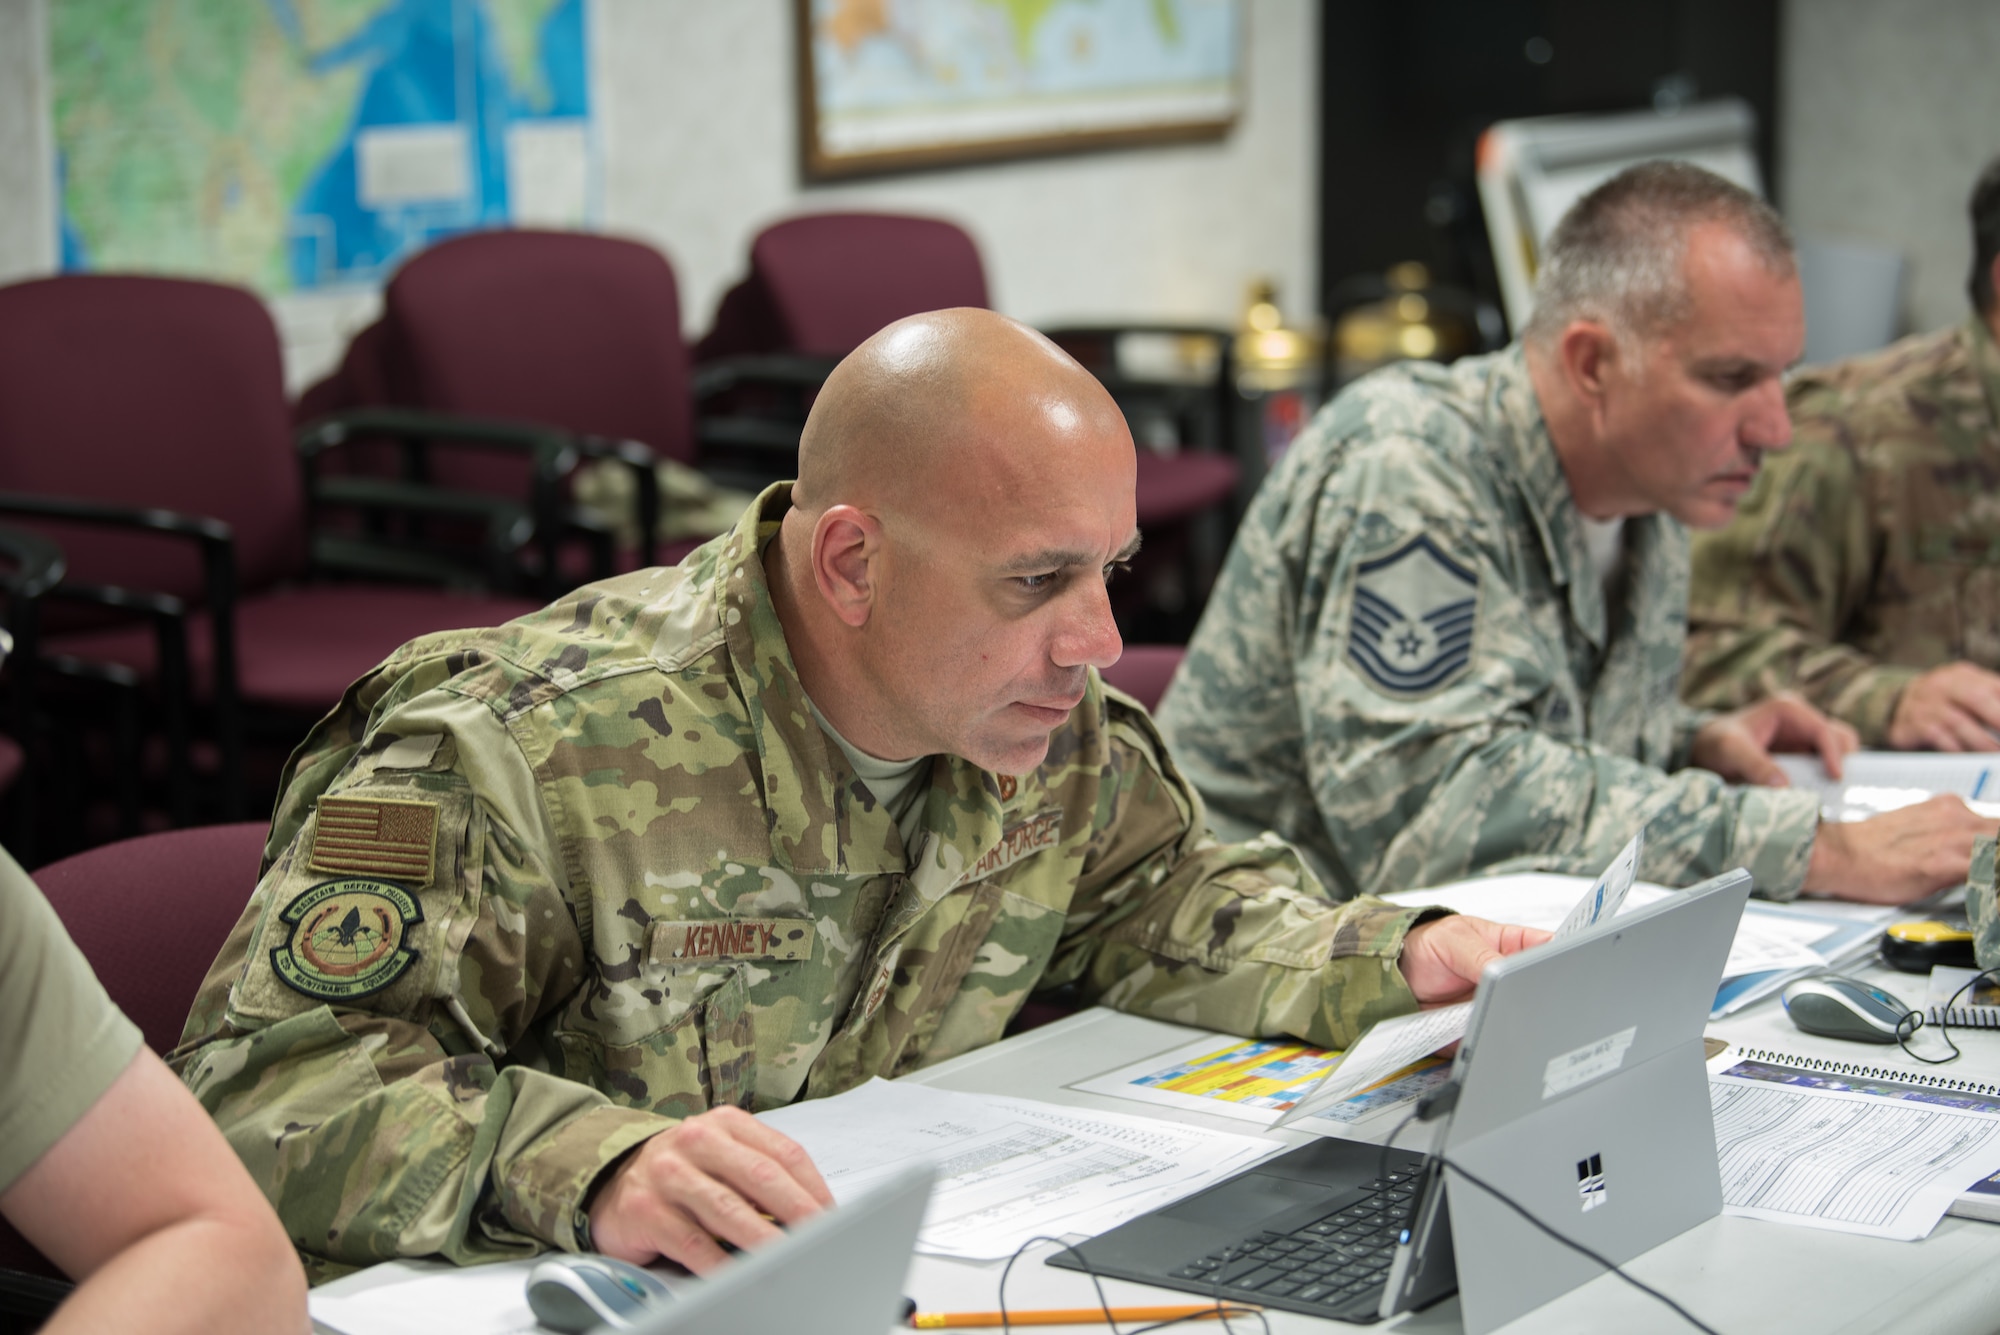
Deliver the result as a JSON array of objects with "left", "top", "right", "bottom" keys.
[
  {"left": 1345, "top": 534, "right": 1479, "bottom": 698},
  {"left": 308, "top": 795, "right": 439, "bottom": 887}
]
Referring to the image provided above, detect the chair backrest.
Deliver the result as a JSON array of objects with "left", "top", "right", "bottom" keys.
[
  {"left": 743, "top": 212, "right": 990, "bottom": 356},
  {"left": 1099, "top": 645, "right": 1186, "bottom": 713},
  {"left": 31, "top": 821, "right": 269, "bottom": 1056},
  {"left": 382, "top": 229, "right": 695, "bottom": 465},
  {"left": 0, "top": 275, "right": 304, "bottom": 604}
]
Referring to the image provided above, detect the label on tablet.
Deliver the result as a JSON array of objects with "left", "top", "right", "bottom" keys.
[{"left": 1543, "top": 1026, "right": 1637, "bottom": 1099}]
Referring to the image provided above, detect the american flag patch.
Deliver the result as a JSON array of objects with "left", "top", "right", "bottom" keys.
[{"left": 308, "top": 796, "right": 439, "bottom": 887}]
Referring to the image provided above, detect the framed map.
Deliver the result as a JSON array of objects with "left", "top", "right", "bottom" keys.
[
  {"left": 799, "top": 0, "right": 1242, "bottom": 180},
  {"left": 52, "top": 0, "right": 594, "bottom": 295}
]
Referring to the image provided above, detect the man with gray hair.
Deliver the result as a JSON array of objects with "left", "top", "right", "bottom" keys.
[{"left": 1158, "top": 161, "right": 1994, "bottom": 904}]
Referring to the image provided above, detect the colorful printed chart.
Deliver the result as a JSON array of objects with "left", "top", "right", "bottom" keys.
[{"left": 1077, "top": 1035, "right": 1449, "bottom": 1127}]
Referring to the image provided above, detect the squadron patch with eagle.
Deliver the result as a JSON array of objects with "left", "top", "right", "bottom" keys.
[{"left": 270, "top": 877, "right": 425, "bottom": 1002}]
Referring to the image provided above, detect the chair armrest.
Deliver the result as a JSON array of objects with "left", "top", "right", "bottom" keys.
[
  {"left": 298, "top": 407, "right": 577, "bottom": 465},
  {"left": 0, "top": 492, "right": 243, "bottom": 816},
  {"left": 692, "top": 354, "right": 841, "bottom": 401},
  {"left": 0, "top": 491, "right": 232, "bottom": 548},
  {"left": 571, "top": 435, "right": 659, "bottom": 570}
]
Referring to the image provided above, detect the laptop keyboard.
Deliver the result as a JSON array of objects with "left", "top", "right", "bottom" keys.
[{"left": 1162, "top": 1169, "right": 1422, "bottom": 1320}]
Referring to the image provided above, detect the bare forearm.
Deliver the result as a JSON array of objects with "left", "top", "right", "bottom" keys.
[{"left": 40, "top": 1216, "right": 306, "bottom": 1335}]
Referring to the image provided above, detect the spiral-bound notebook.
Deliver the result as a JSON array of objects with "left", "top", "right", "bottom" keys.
[{"left": 1710, "top": 1047, "right": 2000, "bottom": 1239}]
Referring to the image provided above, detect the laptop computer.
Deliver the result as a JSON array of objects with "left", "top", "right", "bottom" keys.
[
  {"left": 634, "top": 1162, "right": 934, "bottom": 1335},
  {"left": 1052, "top": 868, "right": 1749, "bottom": 1334}
]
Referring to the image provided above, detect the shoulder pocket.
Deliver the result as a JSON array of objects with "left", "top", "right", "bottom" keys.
[{"left": 228, "top": 776, "right": 483, "bottom": 1026}]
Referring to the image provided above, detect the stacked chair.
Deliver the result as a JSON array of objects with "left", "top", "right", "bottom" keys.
[
  {"left": 0, "top": 275, "right": 547, "bottom": 833},
  {"left": 298, "top": 230, "right": 805, "bottom": 577},
  {"left": 696, "top": 210, "right": 1239, "bottom": 642}
]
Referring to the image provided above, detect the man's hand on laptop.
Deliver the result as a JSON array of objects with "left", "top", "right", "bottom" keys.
[
  {"left": 586, "top": 1105, "right": 834, "bottom": 1273},
  {"left": 1398, "top": 915, "right": 1550, "bottom": 1007}
]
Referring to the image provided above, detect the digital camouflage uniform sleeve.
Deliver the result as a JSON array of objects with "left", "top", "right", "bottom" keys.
[
  {"left": 1683, "top": 386, "right": 1916, "bottom": 743},
  {"left": 1187, "top": 428, "right": 1813, "bottom": 901},
  {"left": 171, "top": 651, "right": 668, "bottom": 1277},
  {"left": 1042, "top": 687, "right": 1436, "bottom": 1051}
]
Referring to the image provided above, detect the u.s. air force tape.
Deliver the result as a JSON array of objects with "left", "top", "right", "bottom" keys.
[{"left": 648, "top": 918, "right": 815, "bottom": 966}]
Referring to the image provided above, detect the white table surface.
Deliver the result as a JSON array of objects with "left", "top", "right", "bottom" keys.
[
  {"left": 898, "top": 955, "right": 2000, "bottom": 1335},
  {"left": 312, "top": 954, "right": 2000, "bottom": 1335}
]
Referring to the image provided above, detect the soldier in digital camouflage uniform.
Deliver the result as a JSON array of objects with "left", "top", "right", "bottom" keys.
[
  {"left": 169, "top": 309, "right": 1535, "bottom": 1281},
  {"left": 1158, "top": 162, "right": 1995, "bottom": 908},
  {"left": 1684, "top": 155, "right": 2000, "bottom": 752}
]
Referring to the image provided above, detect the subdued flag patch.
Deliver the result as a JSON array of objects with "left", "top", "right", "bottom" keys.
[
  {"left": 1346, "top": 535, "right": 1479, "bottom": 697},
  {"left": 308, "top": 796, "right": 439, "bottom": 887}
]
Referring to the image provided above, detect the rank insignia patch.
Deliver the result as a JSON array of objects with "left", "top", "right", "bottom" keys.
[
  {"left": 271, "top": 878, "right": 423, "bottom": 1001},
  {"left": 1346, "top": 535, "right": 1479, "bottom": 697},
  {"left": 308, "top": 796, "right": 439, "bottom": 886}
]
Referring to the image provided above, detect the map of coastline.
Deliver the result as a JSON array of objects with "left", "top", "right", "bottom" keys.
[{"left": 54, "top": 0, "right": 591, "bottom": 295}]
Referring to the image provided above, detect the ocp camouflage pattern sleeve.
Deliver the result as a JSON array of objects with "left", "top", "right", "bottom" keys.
[
  {"left": 1684, "top": 320, "right": 2000, "bottom": 744},
  {"left": 1159, "top": 348, "right": 1820, "bottom": 902},
  {"left": 171, "top": 660, "right": 671, "bottom": 1273},
  {"left": 1972, "top": 835, "right": 2000, "bottom": 971},
  {"left": 1046, "top": 689, "right": 1429, "bottom": 1050},
  {"left": 170, "top": 485, "right": 1448, "bottom": 1280}
]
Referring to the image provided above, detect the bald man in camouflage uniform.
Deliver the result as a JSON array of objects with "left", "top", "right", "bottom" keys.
[
  {"left": 1159, "top": 163, "right": 1993, "bottom": 907},
  {"left": 1685, "top": 156, "right": 2000, "bottom": 751},
  {"left": 170, "top": 309, "right": 1533, "bottom": 1280}
]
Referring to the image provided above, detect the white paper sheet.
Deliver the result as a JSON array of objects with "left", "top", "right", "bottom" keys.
[
  {"left": 1387, "top": 874, "right": 1829, "bottom": 978},
  {"left": 1271, "top": 1002, "right": 1474, "bottom": 1129},
  {"left": 311, "top": 1259, "right": 545, "bottom": 1335},
  {"left": 756, "top": 1079, "right": 1274, "bottom": 1260},
  {"left": 1552, "top": 830, "right": 1643, "bottom": 937},
  {"left": 1774, "top": 752, "right": 2000, "bottom": 820},
  {"left": 1710, "top": 1061, "right": 2000, "bottom": 1240}
]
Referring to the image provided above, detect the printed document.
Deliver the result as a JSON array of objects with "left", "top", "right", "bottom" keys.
[
  {"left": 756, "top": 1079, "right": 1274, "bottom": 1260},
  {"left": 1710, "top": 1054, "right": 2000, "bottom": 1240},
  {"left": 1774, "top": 751, "right": 2000, "bottom": 821},
  {"left": 1074, "top": 1033, "right": 1453, "bottom": 1127}
]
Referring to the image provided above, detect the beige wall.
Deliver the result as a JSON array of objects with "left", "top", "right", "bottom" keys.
[
  {"left": 1781, "top": 0, "right": 2000, "bottom": 334},
  {"left": 0, "top": 0, "right": 1321, "bottom": 390}
]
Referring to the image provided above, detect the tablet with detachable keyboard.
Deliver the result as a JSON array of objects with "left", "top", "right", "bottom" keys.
[{"left": 1052, "top": 868, "right": 1750, "bottom": 1335}]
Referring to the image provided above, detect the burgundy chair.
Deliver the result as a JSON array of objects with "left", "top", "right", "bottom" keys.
[
  {"left": 697, "top": 214, "right": 1240, "bottom": 637},
  {"left": 0, "top": 275, "right": 542, "bottom": 821},
  {"left": 300, "top": 229, "right": 779, "bottom": 574},
  {"left": 0, "top": 822, "right": 269, "bottom": 1292},
  {"left": 697, "top": 212, "right": 991, "bottom": 361},
  {"left": 1099, "top": 645, "right": 1187, "bottom": 713}
]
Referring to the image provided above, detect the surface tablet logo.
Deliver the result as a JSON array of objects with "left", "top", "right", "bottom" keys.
[{"left": 1576, "top": 1154, "right": 1607, "bottom": 1212}]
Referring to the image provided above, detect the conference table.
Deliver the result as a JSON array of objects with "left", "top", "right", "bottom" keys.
[{"left": 900, "top": 953, "right": 2000, "bottom": 1334}]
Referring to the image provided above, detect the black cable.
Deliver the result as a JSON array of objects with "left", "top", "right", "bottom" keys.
[
  {"left": 995, "top": 1234, "right": 1268, "bottom": 1335},
  {"left": 1435, "top": 1153, "right": 1722, "bottom": 1335},
  {"left": 1897, "top": 966, "right": 2000, "bottom": 1066}
]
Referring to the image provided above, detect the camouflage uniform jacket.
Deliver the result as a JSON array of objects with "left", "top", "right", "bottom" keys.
[
  {"left": 1973, "top": 835, "right": 2000, "bottom": 970},
  {"left": 1683, "top": 318, "right": 2000, "bottom": 744},
  {"left": 171, "top": 485, "right": 1433, "bottom": 1275},
  {"left": 1156, "top": 346, "right": 1820, "bottom": 902}
]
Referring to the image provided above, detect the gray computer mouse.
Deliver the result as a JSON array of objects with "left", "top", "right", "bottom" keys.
[
  {"left": 1780, "top": 973, "right": 1914, "bottom": 1044},
  {"left": 525, "top": 1253, "right": 674, "bottom": 1333}
]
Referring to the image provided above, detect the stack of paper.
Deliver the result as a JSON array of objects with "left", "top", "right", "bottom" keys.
[{"left": 757, "top": 1079, "right": 1276, "bottom": 1260}]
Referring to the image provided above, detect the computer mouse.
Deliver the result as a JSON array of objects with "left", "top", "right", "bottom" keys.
[
  {"left": 525, "top": 1253, "right": 674, "bottom": 1333},
  {"left": 1780, "top": 974, "right": 1915, "bottom": 1044}
]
